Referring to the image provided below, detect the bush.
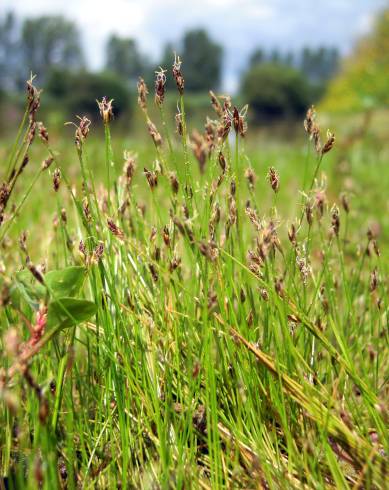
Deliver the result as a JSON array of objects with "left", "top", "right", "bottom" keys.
[
  {"left": 241, "top": 63, "right": 314, "bottom": 121},
  {"left": 46, "top": 69, "right": 132, "bottom": 120}
]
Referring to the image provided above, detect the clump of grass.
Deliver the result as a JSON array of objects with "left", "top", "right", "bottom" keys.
[{"left": 0, "top": 62, "right": 388, "bottom": 489}]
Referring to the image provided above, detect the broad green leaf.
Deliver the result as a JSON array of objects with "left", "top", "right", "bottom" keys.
[
  {"left": 47, "top": 297, "right": 97, "bottom": 329},
  {"left": 45, "top": 266, "right": 86, "bottom": 298},
  {"left": 13, "top": 270, "right": 46, "bottom": 307}
]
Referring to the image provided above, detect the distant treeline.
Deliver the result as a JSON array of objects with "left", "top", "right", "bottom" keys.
[{"left": 0, "top": 12, "right": 340, "bottom": 121}]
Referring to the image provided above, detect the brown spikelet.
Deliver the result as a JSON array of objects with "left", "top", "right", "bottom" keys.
[
  {"left": 154, "top": 67, "right": 167, "bottom": 105},
  {"left": 137, "top": 77, "right": 148, "bottom": 112},
  {"left": 209, "top": 91, "right": 223, "bottom": 117},
  {"left": 169, "top": 172, "right": 179, "bottom": 194},
  {"left": 97, "top": 97, "right": 114, "bottom": 124},
  {"left": 268, "top": 167, "right": 279, "bottom": 193},
  {"left": 322, "top": 130, "right": 335, "bottom": 155},
  {"left": 144, "top": 168, "right": 158, "bottom": 190},
  {"left": 107, "top": 218, "right": 125, "bottom": 240},
  {"left": 41, "top": 156, "right": 54, "bottom": 171},
  {"left": 147, "top": 120, "right": 163, "bottom": 147},
  {"left": 331, "top": 205, "right": 340, "bottom": 237},
  {"left": 172, "top": 54, "right": 184, "bottom": 94},
  {"left": 53, "top": 168, "right": 61, "bottom": 192},
  {"left": 37, "top": 122, "right": 49, "bottom": 144}
]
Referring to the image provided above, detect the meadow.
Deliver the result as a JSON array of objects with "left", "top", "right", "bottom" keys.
[{"left": 0, "top": 69, "right": 388, "bottom": 489}]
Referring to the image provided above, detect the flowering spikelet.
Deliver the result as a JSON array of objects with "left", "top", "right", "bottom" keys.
[
  {"left": 137, "top": 77, "right": 148, "bottom": 112},
  {"left": 172, "top": 54, "right": 184, "bottom": 94},
  {"left": 169, "top": 172, "right": 179, "bottom": 194},
  {"left": 123, "top": 151, "right": 136, "bottom": 187},
  {"left": 322, "top": 130, "right": 335, "bottom": 155},
  {"left": 162, "top": 226, "right": 170, "bottom": 247},
  {"left": 53, "top": 168, "right": 61, "bottom": 192},
  {"left": 154, "top": 67, "right": 167, "bottom": 105},
  {"left": 370, "top": 268, "right": 378, "bottom": 292},
  {"left": 218, "top": 152, "right": 227, "bottom": 173},
  {"left": 288, "top": 223, "right": 297, "bottom": 247},
  {"left": 331, "top": 205, "right": 340, "bottom": 237},
  {"left": 97, "top": 97, "right": 114, "bottom": 124},
  {"left": 144, "top": 167, "right": 158, "bottom": 190},
  {"left": 296, "top": 247, "right": 311, "bottom": 285},
  {"left": 175, "top": 107, "right": 183, "bottom": 135},
  {"left": 304, "top": 105, "right": 316, "bottom": 135},
  {"left": 26, "top": 75, "right": 41, "bottom": 122},
  {"left": 305, "top": 201, "right": 313, "bottom": 226},
  {"left": 37, "top": 122, "right": 49, "bottom": 144},
  {"left": 209, "top": 91, "right": 223, "bottom": 118},
  {"left": 245, "top": 168, "right": 256, "bottom": 191},
  {"left": 41, "top": 156, "right": 54, "bottom": 171},
  {"left": 66, "top": 116, "right": 91, "bottom": 150},
  {"left": 268, "top": 167, "right": 279, "bottom": 193},
  {"left": 107, "top": 218, "right": 125, "bottom": 240},
  {"left": 147, "top": 120, "right": 163, "bottom": 147},
  {"left": 191, "top": 130, "right": 208, "bottom": 174},
  {"left": 232, "top": 105, "right": 248, "bottom": 137}
]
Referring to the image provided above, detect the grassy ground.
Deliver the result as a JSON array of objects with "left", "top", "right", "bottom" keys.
[{"left": 0, "top": 79, "right": 388, "bottom": 489}]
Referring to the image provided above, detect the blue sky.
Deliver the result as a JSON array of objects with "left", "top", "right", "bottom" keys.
[{"left": 2, "top": 0, "right": 387, "bottom": 90}]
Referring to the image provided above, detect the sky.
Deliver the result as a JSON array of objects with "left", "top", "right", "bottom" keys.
[{"left": 2, "top": 0, "right": 388, "bottom": 90}]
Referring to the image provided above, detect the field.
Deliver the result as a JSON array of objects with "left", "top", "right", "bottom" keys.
[{"left": 0, "top": 75, "right": 388, "bottom": 489}]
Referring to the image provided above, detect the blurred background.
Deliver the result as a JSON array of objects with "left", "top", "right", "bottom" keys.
[{"left": 0, "top": 0, "right": 388, "bottom": 135}]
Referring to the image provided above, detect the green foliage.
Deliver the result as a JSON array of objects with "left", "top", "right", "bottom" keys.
[
  {"left": 322, "top": 8, "right": 389, "bottom": 112},
  {"left": 46, "top": 69, "right": 132, "bottom": 119},
  {"left": 44, "top": 266, "right": 86, "bottom": 298},
  {"left": 0, "top": 48, "right": 388, "bottom": 490},
  {"left": 241, "top": 62, "right": 314, "bottom": 120},
  {"left": 47, "top": 298, "right": 97, "bottom": 329}
]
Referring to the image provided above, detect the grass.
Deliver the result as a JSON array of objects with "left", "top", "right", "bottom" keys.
[{"left": 0, "top": 74, "right": 388, "bottom": 489}]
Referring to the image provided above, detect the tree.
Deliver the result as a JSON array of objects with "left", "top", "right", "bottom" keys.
[
  {"left": 322, "top": 8, "right": 389, "bottom": 112},
  {"left": 20, "top": 16, "right": 84, "bottom": 84},
  {"left": 241, "top": 63, "right": 314, "bottom": 121},
  {"left": 180, "top": 29, "right": 223, "bottom": 92},
  {"left": 105, "top": 35, "right": 148, "bottom": 83}
]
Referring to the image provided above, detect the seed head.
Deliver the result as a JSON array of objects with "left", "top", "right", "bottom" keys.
[
  {"left": 147, "top": 120, "right": 163, "bottom": 147},
  {"left": 268, "top": 167, "right": 279, "bottom": 193},
  {"left": 322, "top": 130, "right": 335, "bottom": 155},
  {"left": 154, "top": 67, "right": 167, "bottom": 105},
  {"left": 331, "top": 205, "right": 340, "bottom": 237},
  {"left": 172, "top": 54, "right": 184, "bottom": 94},
  {"left": 53, "top": 168, "right": 61, "bottom": 192},
  {"left": 232, "top": 105, "right": 248, "bottom": 137},
  {"left": 370, "top": 268, "right": 378, "bottom": 292},
  {"left": 175, "top": 107, "right": 183, "bottom": 135},
  {"left": 245, "top": 168, "right": 256, "bottom": 190},
  {"left": 107, "top": 218, "right": 125, "bottom": 240},
  {"left": 41, "top": 156, "right": 54, "bottom": 171},
  {"left": 97, "top": 97, "right": 114, "bottom": 124},
  {"left": 169, "top": 172, "right": 179, "bottom": 194},
  {"left": 137, "top": 77, "right": 148, "bottom": 111},
  {"left": 209, "top": 91, "right": 223, "bottom": 118},
  {"left": 37, "top": 122, "right": 49, "bottom": 144},
  {"left": 304, "top": 106, "right": 316, "bottom": 135},
  {"left": 144, "top": 167, "right": 158, "bottom": 190},
  {"left": 66, "top": 116, "right": 91, "bottom": 150}
]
